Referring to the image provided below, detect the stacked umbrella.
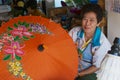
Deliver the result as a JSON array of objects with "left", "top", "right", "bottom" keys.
[{"left": 97, "top": 37, "right": 120, "bottom": 80}]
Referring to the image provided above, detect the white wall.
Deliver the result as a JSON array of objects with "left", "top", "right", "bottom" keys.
[
  {"left": 54, "top": 0, "right": 65, "bottom": 7},
  {"left": 108, "top": 11, "right": 120, "bottom": 44}
]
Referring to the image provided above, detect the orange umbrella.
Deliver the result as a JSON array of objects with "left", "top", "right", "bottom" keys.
[{"left": 0, "top": 16, "right": 78, "bottom": 80}]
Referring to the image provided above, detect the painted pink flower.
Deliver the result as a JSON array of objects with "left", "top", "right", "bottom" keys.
[
  {"left": 11, "top": 26, "right": 32, "bottom": 38},
  {"left": 0, "top": 40, "right": 4, "bottom": 45},
  {"left": 0, "top": 33, "right": 14, "bottom": 45},
  {"left": 2, "top": 33, "right": 14, "bottom": 41},
  {"left": 0, "top": 40, "right": 4, "bottom": 50},
  {"left": 4, "top": 41, "right": 24, "bottom": 59}
]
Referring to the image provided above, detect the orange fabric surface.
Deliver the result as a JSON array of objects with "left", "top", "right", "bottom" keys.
[{"left": 0, "top": 16, "right": 78, "bottom": 80}]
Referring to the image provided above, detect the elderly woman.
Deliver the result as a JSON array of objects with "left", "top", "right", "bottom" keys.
[{"left": 69, "top": 4, "right": 111, "bottom": 80}]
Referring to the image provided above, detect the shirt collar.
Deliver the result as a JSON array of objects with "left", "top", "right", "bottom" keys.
[{"left": 77, "top": 27, "right": 101, "bottom": 47}]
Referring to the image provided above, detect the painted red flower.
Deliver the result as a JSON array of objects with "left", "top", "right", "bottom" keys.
[
  {"left": 4, "top": 41, "right": 24, "bottom": 59},
  {"left": 11, "top": 26, "right": 32, "bottom": 38}
]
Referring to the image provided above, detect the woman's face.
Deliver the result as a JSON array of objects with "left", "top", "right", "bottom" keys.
[{"left": 82, "top": 12, "right": 100, "bottom": 34}]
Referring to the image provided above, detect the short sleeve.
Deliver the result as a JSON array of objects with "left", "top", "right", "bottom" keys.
[
  {"left": 68, "top": 27, "right": 81, "bottom": 42},
  {"left": 92, "top": 33, "right": 111, "bottom": 68}
]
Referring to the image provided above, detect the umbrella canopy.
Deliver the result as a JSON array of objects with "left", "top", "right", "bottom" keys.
[{"left": 0, "top": 16, "right": 78, "bottom": 80}]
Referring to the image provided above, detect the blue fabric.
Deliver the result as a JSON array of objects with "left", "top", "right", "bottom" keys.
[
  {"left": 80, "top": 43, "right": 93, "bottom": 71},
  {"left": 77, "top": 29, "right": 84, "bottom": 38},
  {"left": 82, "top": 43, "right": 92, "bottom": 62},
  {"left": 90, "top": 0, "right": 98, "bottom": 4},
  {"left": 92, "top": 27, "right": 101, "bottom": 47}
]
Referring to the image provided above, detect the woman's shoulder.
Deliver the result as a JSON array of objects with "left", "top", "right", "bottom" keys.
[
  {"left": 69, "top": 26, "right": 82, "bottom": 33},
  {"left": 100, "top": 32, "right": 108, "bottom": 41},
  {"left": 68, "top": 26, "right": 82, "bottom": 41},
  {"left": 100, "top": 32, "right": 111, "bottom": 46}
]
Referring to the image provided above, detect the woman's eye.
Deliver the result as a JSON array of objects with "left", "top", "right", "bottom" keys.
[
  {"left": 90, "top": 20, "right": 95, "bottom": 22},
  {"left": 83, "top": 18, "right": 87, "bottom": 20}
]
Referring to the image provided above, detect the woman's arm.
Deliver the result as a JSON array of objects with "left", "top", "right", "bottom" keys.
[{"left": 78, "top": 65, "right": 99, "bottom": 76}]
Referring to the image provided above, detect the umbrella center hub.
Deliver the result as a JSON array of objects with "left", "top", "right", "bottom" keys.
[{"left": 38, "top": 44, "right": 44, "bottom": 51}]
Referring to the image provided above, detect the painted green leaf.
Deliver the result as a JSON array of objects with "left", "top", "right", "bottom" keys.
[
  {"left": 8, "top": 33, "right": 11, "bottom": 36},
  {"left": 23, "top": 36, "right": 29, "bottom": 40},
  {"left": 18, "top": 21, "right": 22, "bottom": 25},
  {"left": 14, "top": 23, "right": 18, "bottom": 28},
  {"left": 77, "top": 48, "right": 83, "bottom": 54},
  {"left": 14, "top": 36, "right": 20, "bottom": 41},
  {"left": 0, "top": 36, "right": 2, "bottom": 38},
  {"left": 7, "top": 27, "right": 13, "bottom": 31},
  {"left": 30, "top": 35, "right": 35, "bottom": 38},
  {"left": 22, "top": 22, "right": 26, "bottom": 25},
  {"left": 3, "top": 54, "right": 11, "bottom": 60},
  {"left": 25, "top": 24, "right": 29, "bottom": 27},
  {"left": 15, "top": 55, "right": 21, "bottom": 60}
]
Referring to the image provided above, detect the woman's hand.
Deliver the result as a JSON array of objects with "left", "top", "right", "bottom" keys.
[{"left": 78, "top": 65, "right": 99, "bottom": 77}]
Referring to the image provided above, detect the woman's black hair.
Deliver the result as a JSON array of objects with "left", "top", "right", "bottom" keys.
[
  {"left": 25, "top": 0, "right": 37, "bottom": 9},
  {"left": 80, "top": 4, "right": 103, "bottom": 23}
]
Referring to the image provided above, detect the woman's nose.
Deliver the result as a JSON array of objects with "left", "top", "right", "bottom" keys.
[{"left": 86, "top": 20, "right": 90, "bottom": 25}]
